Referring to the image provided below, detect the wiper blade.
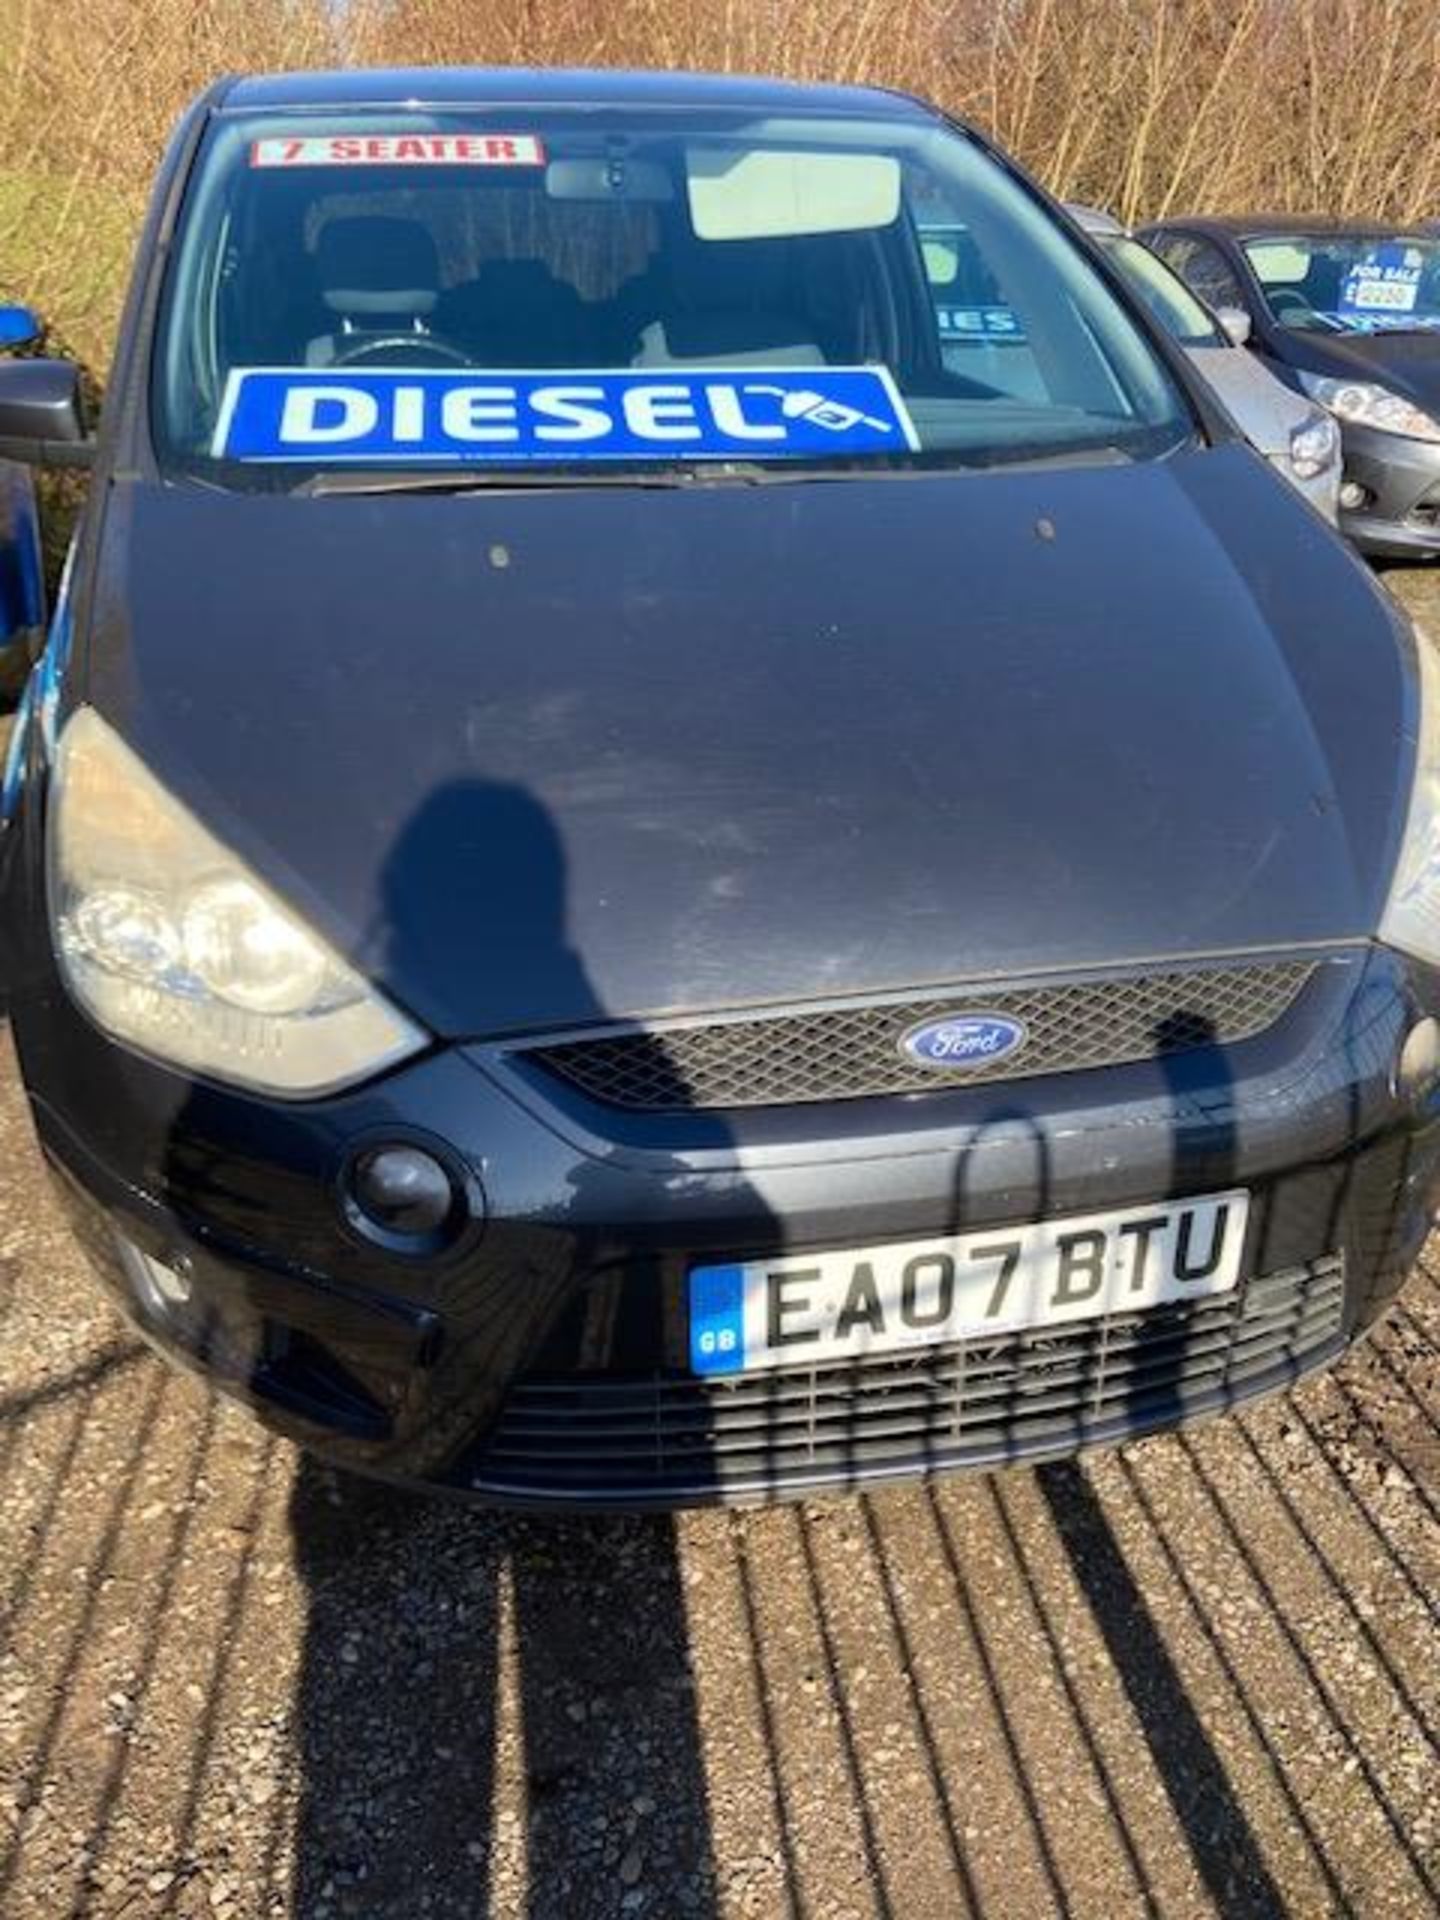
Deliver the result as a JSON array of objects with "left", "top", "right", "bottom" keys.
[
  {"left": 293, "top": 462, "right": 859, "bottom": 497},
  {"left": 296, "top": 467, "right": 687, "bottom": 497}
]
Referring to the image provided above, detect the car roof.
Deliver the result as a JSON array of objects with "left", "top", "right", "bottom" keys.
[
  {"left": 1144, "top": 212, "right": 1434, "bottom": 242},
  {"left": 1063, "top": 202, "right": 1126, "bottom": 236},
  {"left": 219, "top": 65, "right": 935, "bottom": 120}
]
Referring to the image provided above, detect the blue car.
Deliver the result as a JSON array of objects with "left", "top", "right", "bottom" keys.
[{"left": 0, "top": 302, "right": 46, "bottom": 699}]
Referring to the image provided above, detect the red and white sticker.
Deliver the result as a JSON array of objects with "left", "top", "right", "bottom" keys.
[{"left": 249, "top": 133, "right": 547, "bottom": 169}]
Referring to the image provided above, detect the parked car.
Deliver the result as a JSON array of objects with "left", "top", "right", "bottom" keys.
[
  {"left": 1138, "top": 215, "right": 1440, "bottom": 558},
  {"left": 1064, "top": 206, "right": 1340, "bottom": 523},
  {"left": 2, "top": 69, "right": 1437, "bottom": 1507},
  {"left": 0, "top": 301, "right": 46, "bottom": 700}
]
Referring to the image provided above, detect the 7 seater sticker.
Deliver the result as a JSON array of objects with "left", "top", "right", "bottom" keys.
[
  {"left": 250, "top": 133, "right": 547, "bottom": 167},
  {"left": 210, "top": 366, "right": 921, "bottom": 462}
]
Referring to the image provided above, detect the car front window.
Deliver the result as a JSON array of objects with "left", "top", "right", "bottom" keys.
[
  {"left": 1098, "top": 237, "right": 1226, "bottom": 349},
  {"left": 153, "top": 106, "right": 1193, "bottom": 486},
  {"left": 1244, "top": 234, "right": 1440, "bottom": 334}
]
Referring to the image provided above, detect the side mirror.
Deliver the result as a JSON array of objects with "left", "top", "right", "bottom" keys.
[
  {"left": 0, "top": 304, "right": 41, "bottom": 352},
  {"left": 0, "top": 358, "right": 94, "bottom": 467},
  {"left": 1216, "top": 305, "right": 1252, "bottom": 347}
]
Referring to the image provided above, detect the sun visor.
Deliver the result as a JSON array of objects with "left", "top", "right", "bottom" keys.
[{"left": 686, "top": 147, "right": 901, "bottom": 241}]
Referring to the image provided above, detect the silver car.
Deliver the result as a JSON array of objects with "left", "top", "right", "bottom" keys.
[{"left": 1066, "top": 205, "right": 1341, "bottom": 523}]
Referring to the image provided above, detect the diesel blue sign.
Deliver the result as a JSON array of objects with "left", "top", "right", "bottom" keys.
[{"left": 213, "top": 365, "right": 920, "bottom": 462}]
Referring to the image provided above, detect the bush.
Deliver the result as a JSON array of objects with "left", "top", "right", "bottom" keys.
[{"left": 5, "top": 0, "right": 1440, "bottom": 383}]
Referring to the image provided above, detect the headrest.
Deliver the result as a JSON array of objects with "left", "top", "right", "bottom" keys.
[
  {"left": 316, "top": 217, "right": 439, "bottom": 317},
  {"left": 453, "top": 259, "right": 585, "bottom": 323},
  {"left": 670, "top": 237, "right": 794, "bottom": 311},
  {"left": 471, "top": 259, "right": 570, "bottom": 302}
]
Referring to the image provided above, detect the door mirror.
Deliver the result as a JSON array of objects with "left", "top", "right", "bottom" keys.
[
  {"left": 0, "top": 304, "right": 41, "bottom": 352},
  {"left": 0, "top": 359, "right": 94, "bottom": 466},
  {"left": 1216, "top": 304, "right": 1252, "bottom": 347}
]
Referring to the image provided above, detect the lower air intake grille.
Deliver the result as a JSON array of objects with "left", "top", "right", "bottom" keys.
[
  {"left": 468, "top": 1256, "right": 1346, "bottom": 1502},
  {"left": 524, "top": 961, "right": 1313, "bottom": 1110}
]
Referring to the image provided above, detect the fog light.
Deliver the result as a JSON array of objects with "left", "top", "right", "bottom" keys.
[
  {"left": 1396, "top": 1017, "right": 1440, "bottom": 1104},
  {"left": 349, "top": 1145, "right": 456, "bottom": 1239}
]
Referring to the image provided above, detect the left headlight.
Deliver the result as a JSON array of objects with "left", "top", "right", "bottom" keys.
[
  {"left": 49, "top": 707, "right": 425, "bottom": 1097},
  {"left": 1298, "top": 372, "right": 1440, "bottom": 443},
  {"left": 1381, "top": 629, "right": 1440, "bottom": 967},
  {"left": 1287, "top": 408, "right": 1340, "bottom": 481}
]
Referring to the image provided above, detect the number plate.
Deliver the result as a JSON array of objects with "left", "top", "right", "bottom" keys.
[{"left": 688, "top": 1190, "right": 1249, "bottom": 1377}]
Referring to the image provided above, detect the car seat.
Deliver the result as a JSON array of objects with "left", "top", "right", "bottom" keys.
[
  {"left": 304, "top": 216, "right": 443, "bottom": 366},
  {"left": 436, "top": 260, "right": 588, "bottom": 365},
  {"left": 631, "top": 238, "right": 825, "bottom": 366}
]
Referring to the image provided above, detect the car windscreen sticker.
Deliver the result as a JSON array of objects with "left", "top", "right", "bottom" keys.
[
  {"left": 1338, "top": 244, "right": 1422, "bottom": 317},
  {"left": 249, "top": 133, "right": 547, "bottom": 168},
  {"left": 210, "top": 366, "right": 921, "bottom": 462},
  {"left": 935, "top": 304, "right": 1025, "bottom": 342}
]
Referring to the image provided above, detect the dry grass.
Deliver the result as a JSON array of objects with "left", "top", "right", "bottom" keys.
[{"left": 1, "top": 0, "right": 1438, "bottom": 375}]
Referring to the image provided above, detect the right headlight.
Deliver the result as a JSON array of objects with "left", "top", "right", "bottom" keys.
[
  {"left": 1298, "top": 372, "right": 1440, "bottom": 443},
  {"left": 1380, "top": 628, "right": 1440, "bottom": 966},
  {"left": 49, "top": 706, "right": 425, "bottom": 1097},
  {"left": 1286, "top": 408, "right": 1340, "bottom": 481}
]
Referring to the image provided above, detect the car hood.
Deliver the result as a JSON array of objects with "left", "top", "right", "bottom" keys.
[
  {"left": 85, "top": 447, "right": 1410, "bottom": 1039},
  {"left": 1280, "top": 324, "right": 1440, "bottom": 407},
  {"left": 1185, "top": 344, "right": 1308, "bottom": 454}
]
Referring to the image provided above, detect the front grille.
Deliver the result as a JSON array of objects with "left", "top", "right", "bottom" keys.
[
  {"left": 524, "top": 961, "right": 1314, "bottom": 1110},
  {"left": 468, "top": 1256, "right": 1346, "bottom": 1501}
]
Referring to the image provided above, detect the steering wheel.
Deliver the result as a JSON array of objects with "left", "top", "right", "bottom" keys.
[
  {"left": 1266, "top": 288, "right": 1315, "bottom": 322},
  {"left": 330, "top": 334, "right": 471, "bottom": 369}
]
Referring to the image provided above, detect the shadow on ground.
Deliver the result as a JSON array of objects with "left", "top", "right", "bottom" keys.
[
  {"left": 288, "top": 1477, "right": 715, "bottom": 1917},
  {"left": 1, "top": 1133, "right": 1438, "bottom": 1918}
]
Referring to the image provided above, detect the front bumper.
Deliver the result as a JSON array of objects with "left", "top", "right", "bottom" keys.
[
  {"left": 1264, "top": 448, "right": 1340, "bottom": 527},
  {"left": 12, "top": 943, "right": 1440, "bottom": 1507},
  {"left": 1334, "top": 419, "right": 1440, "bottom": 558}
]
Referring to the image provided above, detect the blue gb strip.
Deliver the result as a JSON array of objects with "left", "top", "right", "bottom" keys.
[
  {"left": 212, "top": 365, "right": 920, "bottom": 463},
  {"left": 688, "top": 1264, "right": 747, "bottom": 1377}
]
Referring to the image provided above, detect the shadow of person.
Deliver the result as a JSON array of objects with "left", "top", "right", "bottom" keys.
[
  {"left": 1037, "top": 1011, "right": 1290, "bottom": 1918},
  {"left": 282, "top": 780, "right": 747, "bottom": 1917}
]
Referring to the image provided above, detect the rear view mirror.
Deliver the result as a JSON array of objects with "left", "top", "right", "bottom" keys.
[
  {"left": 0, "top": 304, "right": 41, "bottom": 352},
  {"left": 1247, "top": 241, "right": 1311, "bottom": 284},
  {"left": 546, "top": 157, "right": 674, "bottom": 203},
  {"left": 1217, "top": 305, "right": 1252, "bottom": 346},
  {"left": 687, "top": 147, "right": 901, "bottom": 241},
  {"left": 0, "top": 358, "right": 94, "bottom": 466}
]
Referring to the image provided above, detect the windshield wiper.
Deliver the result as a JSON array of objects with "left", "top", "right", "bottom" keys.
[{"left": 293, "top": 462, "right": 862, "bottom": 497}]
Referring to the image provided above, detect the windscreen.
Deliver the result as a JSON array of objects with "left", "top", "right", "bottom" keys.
[
  {"left": 1244, "top": 233, "right": 1440, "bottom": 335},
  {"left": 1097, "top": 236, "right": 1226, "bottom": 349},
  {"left": 153, "top": 106, "right": 1192, "bottom": 483}
]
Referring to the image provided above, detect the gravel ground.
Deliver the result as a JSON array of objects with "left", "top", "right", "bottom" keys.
[{"left": 3, "top": 565, "right": 1440, "bottom": 1920}]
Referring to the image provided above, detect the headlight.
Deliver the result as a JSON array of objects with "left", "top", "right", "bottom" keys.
[
  {"left": 1298, "top": 372, "right": 1440, "bottom": 443},
  {"left": 49, "top": 707, "right": 425, "bottom": 1096},
  {"left": 1381, "top": 629, "right": 1440, "bottom": 966},
  {"left": 1287, "top": 408, "right": 1340, "bottom": 481}
]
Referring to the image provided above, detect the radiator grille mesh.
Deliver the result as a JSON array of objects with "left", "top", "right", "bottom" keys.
[{"left": 525, "top": 962, "right": 1313, "bottom": 1110}]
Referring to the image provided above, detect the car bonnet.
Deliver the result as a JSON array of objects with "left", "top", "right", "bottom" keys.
[{"left": 79, "top": 445, "right": 1410, "bottom": 1038}]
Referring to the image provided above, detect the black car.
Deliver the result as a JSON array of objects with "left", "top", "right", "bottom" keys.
[
  {"left": 0, "top": 69, "right": 1437, "bottom": 1508},
  {"left": 1137, "top": 214, "right": 1440, "bottom": 559}
]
